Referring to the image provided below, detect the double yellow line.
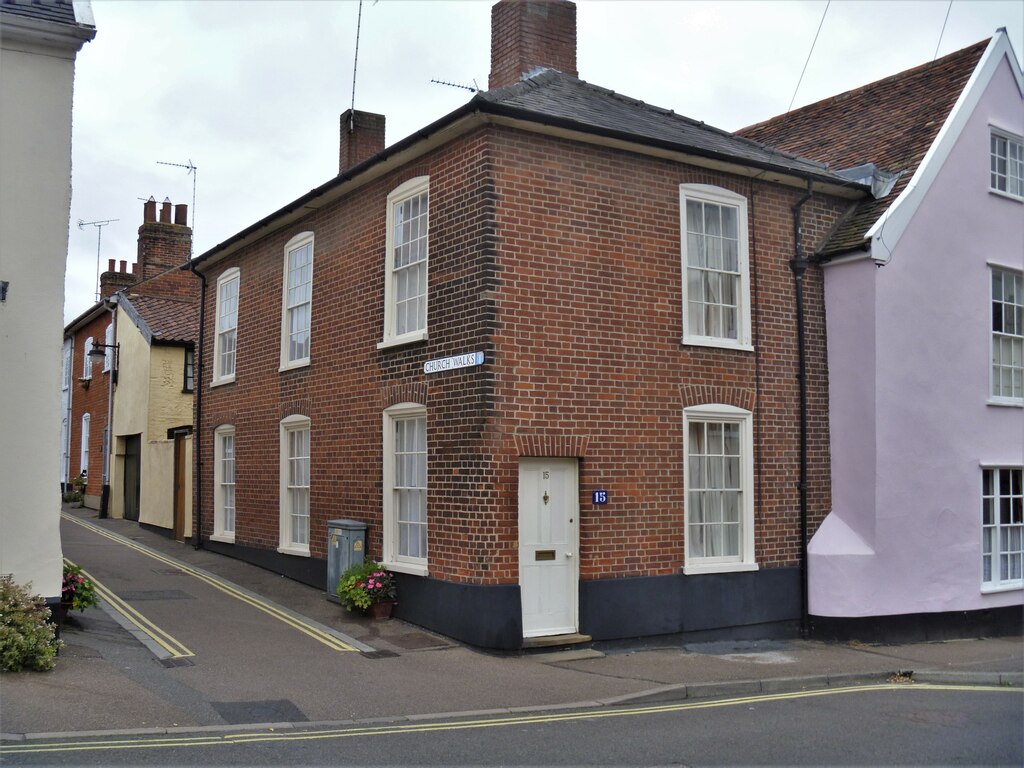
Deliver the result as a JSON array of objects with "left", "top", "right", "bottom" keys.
[
  {"left": 62, "top": 515, "right": 359, "bottom": 654},
  {"left": 64, "top": 557, "right": 193, "bottom": 659},
  {"left": 2, "top": 684, "right": 1017, "bottom": 756}
]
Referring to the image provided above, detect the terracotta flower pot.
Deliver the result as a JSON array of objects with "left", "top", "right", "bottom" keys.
[{"left": 367, "top": 601, "right": 394, "bottom": 620}]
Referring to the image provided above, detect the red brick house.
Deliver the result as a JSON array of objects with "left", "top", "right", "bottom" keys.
[
  {"left": 190, "top": 0, "right": 869, "bottom": 648},
  {"left": 64, "top": 300, "right": 114, "bottom": 509}
]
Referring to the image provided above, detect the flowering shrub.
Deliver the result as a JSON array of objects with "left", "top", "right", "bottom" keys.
[
  {"left": 337, "top": 561, "right": 397, "bottom": 612},
  {"left": 0, "top": 575, "right": 63, "bottom": 672},
  {"left": 62, "top": 562, "right": 99, "bottom": 612}
]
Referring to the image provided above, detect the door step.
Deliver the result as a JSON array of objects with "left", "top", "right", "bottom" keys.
[{"left": 522, "top": 633, "right": 592, "bottom": 650}]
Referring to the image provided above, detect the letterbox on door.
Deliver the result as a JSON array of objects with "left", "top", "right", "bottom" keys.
[{"left": 326, "top": 519, "right": 367, "bottom": 603}]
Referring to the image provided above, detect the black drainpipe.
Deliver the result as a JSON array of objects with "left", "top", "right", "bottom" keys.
[
  {"left": 789, "top": 179, "right": 813, "bottom": 640},
  {"left": 188, "top": 261, "right": 207, "bottom": 550}
]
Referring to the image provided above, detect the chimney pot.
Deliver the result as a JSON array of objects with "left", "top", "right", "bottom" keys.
[
  {"left": 339, "top": 109, "right": 386, "bottom": 174},
  {"left": 120, "top": 260, "right": 128, "bottom": 273},
  {"left": 108, "top": 258, "right": 115, "bottom": 272},
  {"left": 174, "top": 203, "right": 188, "bottom": 226},
  {"left": 144, "top": 197, "right": 157, "bottom": 223},
  {"left": 489, "top": 0, "right": 577, "bottom": 90},
  {"left": 160, "top": 200, "right": 172, "bottom": 223}
]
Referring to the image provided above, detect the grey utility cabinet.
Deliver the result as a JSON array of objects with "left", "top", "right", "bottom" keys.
[{"left": 326, "top": 519, "right": 367, "bottom": 603}]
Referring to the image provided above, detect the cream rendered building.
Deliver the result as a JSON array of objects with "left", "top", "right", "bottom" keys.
[
  {"left": 0, "top": 0, "right": 95, "bottom": 606},
  {"left": 108, "top": 286, "right": 196, "bottom": 538}
]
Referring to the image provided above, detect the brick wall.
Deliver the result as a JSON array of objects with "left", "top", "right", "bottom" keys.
[
  {"left": 68, "top": 313, "right": 114, "bottom": 498},
  {"left": 198, "top": 130, "right": 498, "bottom": 563},
  {"left": 195, "top": 124, "right": 847, "bottom": 589}
]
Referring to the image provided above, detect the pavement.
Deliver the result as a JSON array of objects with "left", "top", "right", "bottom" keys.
[{"left": 1, "top": 505, "right": 1021, "bottom": 743}]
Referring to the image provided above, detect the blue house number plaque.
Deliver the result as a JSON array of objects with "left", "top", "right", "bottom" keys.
[{"left": 592, "top": 490, "right": 609, "bottom": 505}]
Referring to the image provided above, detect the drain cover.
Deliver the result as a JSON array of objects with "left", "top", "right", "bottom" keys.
[
  {"left": 159, "top": 657, "right": 194, "bottom": 668},
  {"left": 210, "top": 699, "right": 308, "bottom": 724}
]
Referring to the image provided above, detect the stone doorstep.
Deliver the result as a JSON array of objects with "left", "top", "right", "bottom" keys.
[{"left": 521, "top": 633, "right": 593, "bottom": 650}]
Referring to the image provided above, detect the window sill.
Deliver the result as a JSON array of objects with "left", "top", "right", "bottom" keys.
[
  {"left": 682, "top": 336, "right": 754, "bottom": 353},
  {"left": 210, "top": 376, "right": 236, "bottom": 388},
  {"left": 382, "top": 560, "right": 428, "bottom": 577},
  {"left": 989, "top": 188, "right": 1024, "bottom": 203},
  {"left": 210, "top": 533, "right": 235, "bottom": 545},
  {"left": 279, "top": 359, "right": 310, "bottom": 373},
  {"left": 683, "top": 561, "right": 759, "bottom": 576},
  {"left": 277, "top": 545, "right": 310, "bottom": 558},
  {"left": 981, "top": 583, "right": 1023, "bottom": 594},
  {"left": 377, "top": 331, "right": 428, "bottom": 351},
  {"left": 987, "top": 397, "right": 1023, "bottom": 408}
]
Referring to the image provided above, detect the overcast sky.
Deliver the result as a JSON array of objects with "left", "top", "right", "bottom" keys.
[{"left": 63, "top": 0, "right": 1023, "bottom": 324}]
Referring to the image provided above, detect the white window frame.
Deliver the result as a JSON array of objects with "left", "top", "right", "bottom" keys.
[
  {"left": 379, "top": 176, "right": 430, "bottom": 349},
  {"left": 990, "top": 128, "right": 1024, "bottom": 201},
  {"left": 62, "top": 345, "right": 71, "bottom": 391},
  {"left": 80, "top": 413, "right": 90, "bottom": 476},
  {"left": 382, "top": 402, "right": 428, "bottom": 575},
  {"left": 82, "top": 336, "right": 93, "bottom": 380},
  {"left": 280, "top": 231, "right": 314, "bottom": 371},
  {"left": 990, "top": 265, "right": 1023, "bottom": 405},
  {"left": 981, "top": 466, "right": 1023, "bottom": 592},
  {"left": 680, "top": 184, "right": 753, "bottom": 351},
  {"left": 278, "top": 415, "right": 311, "bottom": 557},
  {"left": 683, "top": 404, "right": 757, "bottom": 575},
  {"left": 212, "top": 425, "right": 236, "bottom": 544},
  {"left": 211, "top": 267, "right": 240, "bottom": 386},
  {"left": 102, "top": 322, "right": 114, "bottom": 372}
]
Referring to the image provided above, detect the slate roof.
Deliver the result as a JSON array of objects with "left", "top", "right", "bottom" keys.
[
  {"left": 737, "top": 39, "right": 988, "bottom": 257},
  {"left": 121, "top": 294, "right": 197, "bottom": 346},
  {"left": 1, "top": 0, "right": 78, "bottom": 26},
  {"left": 196, "top": 63, "right": 869, "bottom": 267},
  {"left": 475, "top": 69, "right": 859, "bottom": 186}
]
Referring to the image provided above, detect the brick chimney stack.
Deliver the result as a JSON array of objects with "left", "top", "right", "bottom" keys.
[
  {"left": 488, "top": 0, "right": 577, "bottom": 90},
  {"left": 134, "top": 196, "right": 195, "bottom": 299},
  {"left": 339, "top": 109, "right": 386, "bottom": 174},
  {"left": 99, "top": 258, "right": 137, "bottom": 299}
]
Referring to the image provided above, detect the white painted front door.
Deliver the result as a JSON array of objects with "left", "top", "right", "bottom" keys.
[{"left": 519, "top": 458, "right": 579, "bottom": 637}]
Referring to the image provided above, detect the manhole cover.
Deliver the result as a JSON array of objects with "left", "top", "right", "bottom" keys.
[{"left": 388, "top": 632, "right": 451, "bottom": 650}]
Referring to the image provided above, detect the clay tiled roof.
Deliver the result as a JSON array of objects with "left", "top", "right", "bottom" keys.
[
  {"left": 737, "top": 39, "right": 988, "bottom": 257},
  {"left": 122, "top": 294, "right": 197, "bottom": 346}
]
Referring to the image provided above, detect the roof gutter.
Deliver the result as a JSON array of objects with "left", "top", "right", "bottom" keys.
[{"left": 476, "top": 99, "right": 868, "bottom": 195}]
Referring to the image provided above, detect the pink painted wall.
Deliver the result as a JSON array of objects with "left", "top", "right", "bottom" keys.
[{"left": 811, "top": 53, "right": 1024, "bottom": 617}]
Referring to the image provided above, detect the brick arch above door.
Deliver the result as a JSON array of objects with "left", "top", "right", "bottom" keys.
[{"left": 514, "top": 432, "right": 590, "bottom": 458}]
